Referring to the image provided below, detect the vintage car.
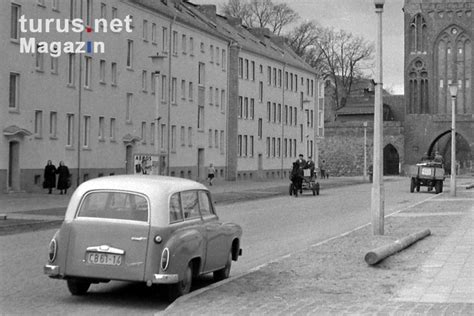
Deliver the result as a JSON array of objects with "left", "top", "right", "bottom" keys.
[
  {"left": 44, "top": 175, "right": 242, "bottom": 301},
  {"left": 408, "top": 162, "right": 445, "bottom": 194}
]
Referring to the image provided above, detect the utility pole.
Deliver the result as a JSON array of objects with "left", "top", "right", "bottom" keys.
[
  {"left": 448, "top": 84, "right": 458, "bottom": 197},
  {"left": 371, "top": 0, "right": 385, "bottom": 235}
]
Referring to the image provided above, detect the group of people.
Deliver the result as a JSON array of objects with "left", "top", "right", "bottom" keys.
[
  {"left": 43, "top": 160, "right": 71, "bottom": 194},
  {"left": 290, "top": 154, "right": 316, "bottom": 193}
]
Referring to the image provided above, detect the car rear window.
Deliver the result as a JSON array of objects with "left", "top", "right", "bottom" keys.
[{"left": 78, "top": 191, "right": 149, "bottom": 222}]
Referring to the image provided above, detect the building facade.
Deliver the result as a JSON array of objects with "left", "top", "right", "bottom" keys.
[
  {"left": 403, "top": 0, "right": 473, "bottom": 173},
  {"left": 1, "top": 0, "right": 322, "bottom": 192}
]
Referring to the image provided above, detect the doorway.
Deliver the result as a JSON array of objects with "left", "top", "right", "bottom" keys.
[
  {"left": 197, "top": 148, "right": 204, "bottom": 180},
  {"left": 8, "top": 141, "right": 20, "bottom": 191},
  {"left": 125, "top": 145, "right": 133, "bottom": 174},
  {"left": 383, "top": 144, "right": 399, "bottom": 175}
]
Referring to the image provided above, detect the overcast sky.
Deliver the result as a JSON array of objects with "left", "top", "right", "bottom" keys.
[{"left": 192, "top": 0, "right": 405, "bottom": 94}]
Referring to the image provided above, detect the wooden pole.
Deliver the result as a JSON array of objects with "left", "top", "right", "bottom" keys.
[{"left": 365, "top": 229, "right": 431, "bottom": 265}]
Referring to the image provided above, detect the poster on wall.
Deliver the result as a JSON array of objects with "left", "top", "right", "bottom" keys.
[{"left": 134, "top": 154, "right": 160, "bottom": 175}]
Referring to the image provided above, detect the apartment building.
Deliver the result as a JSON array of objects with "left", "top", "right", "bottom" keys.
[{"left": 1, "top": 0, "right": 323, "bottom": 192}]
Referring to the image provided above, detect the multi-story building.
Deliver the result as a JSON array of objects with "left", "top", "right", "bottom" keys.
[{"left": 1, "top": 0, "right": 322, "bottom": 193}]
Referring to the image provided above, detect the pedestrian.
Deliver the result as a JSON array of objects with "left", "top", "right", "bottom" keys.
[
  {"left": 296, "top": 154, "right": 306, "bottom": 169},
  {"left": 320, "top": 159, "right": 326, "bottom": 179},
  {"left": 207, "top": 163, "right": 216, "bottom": 186},
  {"left": 305, "top": 156, "right": 315, "bottom": 178},
  {"left": 56, "top": 161, "right": 71, "bottom": 195},
  {"left": 43, "top": 160, "right": 56, "bottom": 194}
]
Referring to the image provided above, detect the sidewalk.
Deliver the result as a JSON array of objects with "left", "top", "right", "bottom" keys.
[{"left": 165, "top": 178, "right": 474, "bottom": 315}]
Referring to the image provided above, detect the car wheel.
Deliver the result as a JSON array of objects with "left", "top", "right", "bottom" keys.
[
  {"left": 410, "top": 178, "right": 415, "bottom": 193},
  {"left": 214, "top": 251, "right": 232, "bottom": 282},
  {"left": 167, "top": 263, "right": 193, "bottom": 302},
  {"left": 435, "top": 181, "right": 442, "bottom": 194},
  {"left": 67, "top": 279, "right": 90, "bottom": 296},
  {"left": 416, "top": 183, "right": 420, "bottom": 192}
]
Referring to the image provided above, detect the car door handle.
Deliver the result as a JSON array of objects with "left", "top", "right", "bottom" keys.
[{"left": 131, "top": 237, "right": 147, "bottom": 241}]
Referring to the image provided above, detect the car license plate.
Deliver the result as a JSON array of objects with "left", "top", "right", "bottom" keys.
[
  {"left": 86, "top": 252, "right": 122, "bottom": 266},
  {"left": 421, "top": 168, "right": 432, "bottom": 176}
]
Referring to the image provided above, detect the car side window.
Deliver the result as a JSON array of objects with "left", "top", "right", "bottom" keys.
[
  {"left": 169, "top": 193, "right": 183, "bottom": 223},
  {"left": 198, "top": 191, "right": 214, "bottom": 217},
  {"left": 181, "top": 191, "right": 200, "bottom": 220}
]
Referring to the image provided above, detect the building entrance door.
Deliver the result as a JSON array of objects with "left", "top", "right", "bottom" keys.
[
  {"left": 8, "top": 141, "right": 20, "bottom": 191},
  {"left": 125, "top": 145, "right": 133, "bottom": 174},
  {"left": 383, "top": 144, "right": 399, "bottom": 175},
  {"left": 197, "top": 148, "right": 204, "bottom": 180}
]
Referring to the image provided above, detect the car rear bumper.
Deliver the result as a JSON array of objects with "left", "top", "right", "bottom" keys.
[
  {"left": 44, "top": 264, "right": 61, "bottom": 277},
  {"left": 153, "top": 273, "right": 179, "bottom": 284}
]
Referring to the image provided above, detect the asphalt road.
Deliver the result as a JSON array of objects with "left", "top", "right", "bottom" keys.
[{"left": 0, "top": 178, "right": 434, "bottom": 314}]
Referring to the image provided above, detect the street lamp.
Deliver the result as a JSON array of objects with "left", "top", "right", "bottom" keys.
[
  {"left": 363, "top": 121, "right": 368, "bottom": 181},
  {"left": 448, "top": 83, "right": 457, "bottom": 196},
  {"left": 149, "top": 53, "right": 166, "bottom": 175},
  {"left": 371, "top": 0, "right": 385, "bottom": 235}
]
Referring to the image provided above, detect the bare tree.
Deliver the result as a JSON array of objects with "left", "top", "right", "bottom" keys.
[
  {"left": 315, "top": 27, "right": 374, "bottom": 110},
  {"left": 220, "top": 0, "right": 298, "bottom": 35}
]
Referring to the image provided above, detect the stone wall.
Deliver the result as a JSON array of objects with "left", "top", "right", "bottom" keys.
[{"left": 319, "top": 122, "right": 404, "bottom": 177}]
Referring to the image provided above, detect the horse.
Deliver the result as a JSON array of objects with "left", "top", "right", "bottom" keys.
[{"left": 290, "top": 162, "right": 303, "bottom": 197}]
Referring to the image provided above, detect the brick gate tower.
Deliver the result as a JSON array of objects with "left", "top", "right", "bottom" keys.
[{"left": 403, "top": 0, "right": 473, "bottom": 174}]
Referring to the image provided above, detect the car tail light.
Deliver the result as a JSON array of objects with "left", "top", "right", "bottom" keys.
[
  {"left": 48, "top": 239, "right": 57, "bottom": 263},
  {"left": 161, "top": 248, "right": 169, "bottom": 271}
]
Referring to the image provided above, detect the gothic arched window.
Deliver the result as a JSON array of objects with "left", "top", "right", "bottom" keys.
[
  {"left": 435, "top": 26, "right": 472, "bottom": 115},
  {"left": 408, "top": 59, "right": 429, "bottom": 114},
  {"left": 409, "top": 14, "right": 427, "bottom": 53}
]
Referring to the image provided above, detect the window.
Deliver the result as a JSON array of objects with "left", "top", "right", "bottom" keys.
[
  {"left": 216, "top": 47, "right": 220, "bottom": 64},
  {"left": 250, "top": 99, "right": 254, "bottom": 119},
  {"left": 11, "top": 4, "right": 21, "bottom": 40},
  {"left": 182, "top": 34, "right": 187, "bottom": 54},
  {"left": 273, "top": 68, "right": 277, "bottom": 86},
  {"left": 208, "top": 129, "right": 213, "bottom": 147},
  {"left": 36, "top": 52, "right": 44, "bottom": 71},
  {"left": 181, "top": 80, "right": 186, "bottom": 99},
  {"left": 141, "top": 122, "right": 146, "bottom": 144},
  {"left": 68, "top": 54, "right": 75, "bottom": 85},
  {"left": 266, "top": 137, "right": 270, "bottom": 157},
  {"left": 259, "top": 81, "right": 263, "bottom": 102},
  {"left": 162, "top": 27, "right": 168, "bottom": 52},
  {"left": 197, "top": 106, "right": 204, "bottom": 130},
  {"left": 111, "top": 62, "right": 117, "bottom": 85},
  {"left": 190, "top": 37, "right": 194, "bottom": 55},
  {"left": 181, "top": 191, "right": 200, "bottom": 219},
  {"left": 151, "top": 23, "right": 157, "bottom": 43},
  {"left": 9, "top": 73, "right": 20, "bottom": 110},
  {"left": 258, "top": 118, "right": 262, "bottom": 139},
  {"left": 99, "top": 60, "right": 106, "bottom": 83},
  {"left": 198, "top": 62, "right": 205, "bottom": 85},
  {"left": 215, "top": 88, "right": 219, "bottom": 107},
  {"left": 111, "top": 6, "right": 117, "bottom": 19},
  {"left": 34, "top": 110, "right": 43, "bottom": 137},
  {"left": 171, "top": 125, "right": 176, "bottom": 151},
  {"left": 142, "top": 20, "right": 148, "bottom": 41},
  {"left": 161, "top": 75, "right": 167, "bottom": 101},
  {"left": 142, "top": 70, "right": 148, "bottom": 92},
  {"left": 267, "top": 66, "right": 271, "bottom": 85},
  {"left": 126, "top": 93, "right": 133, "bottom": 122},
  {"left": 83, "top": 115, "right": 90, "bottom": 148},
  {"left": 84, "top": 56, "right": 92, "bottom": 88},
  {"left": 150, "top": 122, "right": 155, "bottom": 145},
  {"left": 272, "top": 103, "right": 276, "bottom": 122},
  {"left": 70, "top": 0, "right": 76, "bottom": 19},
  {"left": 209, "top": 87, "right": 213, "bottom": 105},
  {"left": 50, "top": 57, "right": 58, "bottom": 75},
  {"left": 126, "top": 40, "right": 133, "bottom": 68},
  {"left": 188, "top": 127, "right": 193, "bottom": 146},
  {"left": 220, "top": 131, "right": 225, "bottom": 154},
  {"left": 199, "top": 191, "right": 213, "bottom": 217},
  {"left": 277, "top": 138, "right": 281, "bottom": 157},
  {"left": 189, "top": 82, "right": 193, "bottom": 100},
  {"left": 210, "top": 45, "right": 214, "bottom": 63},
  {"left": 289, "top": 106, "right": 293, "bottom": 125},
  {"left": 180, "top": 126, "right": 185, "bottom": 146},
  {"left": 214, "top": 130, "right": 218, "bottom": 148},
  {"left": 200, "top": 42, "right": 205, "bottom": 52},
  {"left": 50, "top": 111, "right": 57, "bottom": 138},
  {"left": 169, "top": 193, "right": 183, "bottom": 223},
  {"left": 172, "top": 31, "right": 178, "bottom": 55},
  {"left": 85, "top": 0, "right": 93, "bottom": 25},
  {"left": 295, "top": 74, "right": 298, "bottom": 91},
  {"left": 67, "top": 114, "right": 74, "bottom": 146},
  {"left": 221, "top": 90, "right": 225, "bottom": 113},
  {"left": 250, "top": 136, "right": 254, "bottom": 157},
  {"left": 278, "top": 69, "right": 282, "bottom": 87},
  {"left": 237, "top": 135, "right": 242, "bottom": 157},
  {"left": 238, "top": 58, "right": 243, "bottom": 78},
  {"left": 238, "top": 97, "right": 243, "bottom": 118},
  {"left": 100, "top": 3, "right": 106, "bottom": 19},
  {"left": 267, "top": 102, "right": 271, "bottom": 122},
  {"left": 285, "top": 105, "right": 288, "bottom": 125},
  {"left": 245, "top": 59, "right": 249, "bottom": 79},
  {"left": 221, "top": 49, "right": 226, "bottom": 70},
  {"left": 160, "top": 124, "right": 166, "bottom": 148},
  {"left": 243, "top": 135, "right": 248, "bottom": 156},
  {"left": 251, "top": 61, "right": 255, "bottom": 81},
  {"left": 98, "top": 116, "right": 105, "bottom": 140},
  {"left": 171, "top": 78, "right": 177, "bottom": 103}
]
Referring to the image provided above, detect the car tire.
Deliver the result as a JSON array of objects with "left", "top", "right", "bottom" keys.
[
  {"left": 214, "top": 251, "right": 232, "bottom": 282},
  {"left": 167, "top": 263, "right": 193, "bottom": 302},
  {"left": 435, "top": 181, "right": 442, "bottom": 194},
  {"left": 410, "top": 178, "right": 416, "bottom": 193},
  {"left": 67, "top": 279, "right": 90, "bottom": 296}
]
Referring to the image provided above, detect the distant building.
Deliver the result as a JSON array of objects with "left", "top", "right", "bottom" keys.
[
  {"left": 403, "top": 0, "right": 473, "bottom": 173},
  {"left": 1, "top": 0, "right": 322, "bottom": 192}
]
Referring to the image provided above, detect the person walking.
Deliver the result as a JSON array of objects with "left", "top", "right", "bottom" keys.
[
  {"left": 207, "top": 163, "right": 216, "bottom": 186},
  {"left": 43, "top": 160, "right": 57, "bottom": 194},
  {"left": 56, "top": 161, "right": 71, "bottom": 195}
]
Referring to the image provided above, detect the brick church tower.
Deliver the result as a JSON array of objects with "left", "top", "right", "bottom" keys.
[{"left": 403, "top": 0, "right": 473, "bottom": 173}]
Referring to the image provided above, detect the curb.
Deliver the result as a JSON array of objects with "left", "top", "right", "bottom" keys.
[{"left": 164, "top": 192, "right": 441, "bottom": 314}]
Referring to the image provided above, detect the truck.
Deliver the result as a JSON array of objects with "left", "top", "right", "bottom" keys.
[{"left": 408, "top": 162, "right": 445, "bottom": 194}]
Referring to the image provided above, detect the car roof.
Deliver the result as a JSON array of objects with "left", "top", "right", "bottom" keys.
[{"left": 76, "top": 175, "right": 208, "bottom": 196}]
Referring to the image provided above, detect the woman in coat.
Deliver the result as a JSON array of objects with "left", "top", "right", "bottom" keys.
[
  {"left": 56, "top": 161, "right": 71, "bottom": 195},
  {"left": 43, "top": 160, "right": 57, "bottom": 194}
]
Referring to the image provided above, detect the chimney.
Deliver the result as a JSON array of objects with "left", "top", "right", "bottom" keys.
[
  {"left": 249, "top": 27, "right": 271, "bottom": 39},
  {"left": 226, "top": 16, "right": 242, "bottom": 27},
  {"left": 199, "top": 5, "right": 217, "bottom": 22}
]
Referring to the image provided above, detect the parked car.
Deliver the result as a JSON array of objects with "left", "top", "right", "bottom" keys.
[{"left": 44, "top": 175, "right": 242, "bottom": 301}]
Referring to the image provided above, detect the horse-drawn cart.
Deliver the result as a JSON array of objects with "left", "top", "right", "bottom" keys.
[
  {"left": 408, "top": 162, "right": 445, "bottom": 194},
  {"left": 289, "top": 169, "right": 320, "bottom": 197}
]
